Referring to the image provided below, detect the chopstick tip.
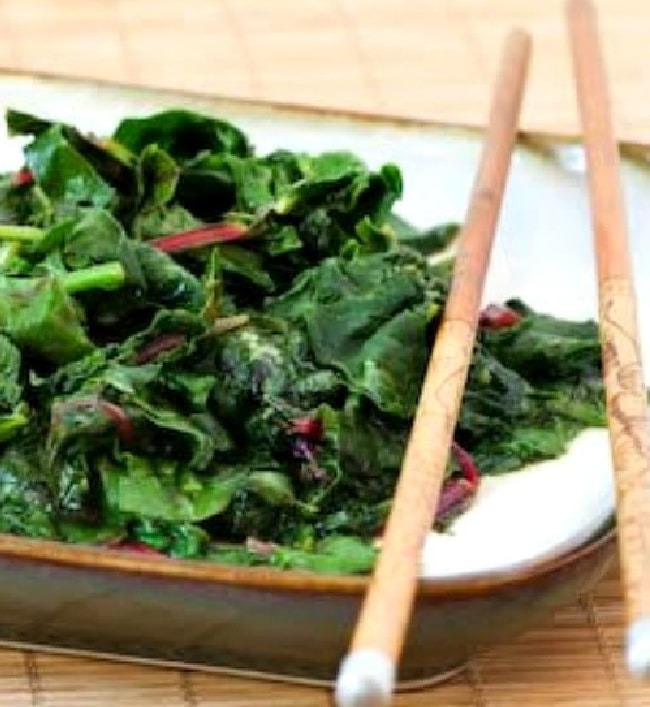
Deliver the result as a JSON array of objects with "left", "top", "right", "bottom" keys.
[
  {"left": 335, "top": 650, "right": 395, "bottom": 707},
  {"left": 627, "top": 618, "right": 650, "bottom": 679}
]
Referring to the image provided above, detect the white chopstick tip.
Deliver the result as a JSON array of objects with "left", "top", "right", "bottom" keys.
[
  {"left": 627, "top": 618, "right": 650, "bottom": 677},
  {"left": 334, "top": 650, "right": 395, "bottom": 707}
]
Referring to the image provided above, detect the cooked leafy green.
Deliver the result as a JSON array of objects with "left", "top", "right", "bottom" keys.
[{"left": 0, "top": 107, "right": 608, "bottom": 575}]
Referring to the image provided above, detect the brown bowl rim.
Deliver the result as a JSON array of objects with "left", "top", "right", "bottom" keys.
[{"left": 0, "top": 527, "right": 616, "bottom": 598}]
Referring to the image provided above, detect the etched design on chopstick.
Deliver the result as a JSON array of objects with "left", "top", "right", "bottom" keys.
[
  {"left": 599, "top": 277, "right": 650, "bottom": 621},
  {"left": 425, "top": 320, "right": 475, "bottom": 437}
]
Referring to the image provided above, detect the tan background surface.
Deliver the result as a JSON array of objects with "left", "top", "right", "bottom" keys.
[{"left": 0, "top": 0, "right": 647, "bottom": 704}]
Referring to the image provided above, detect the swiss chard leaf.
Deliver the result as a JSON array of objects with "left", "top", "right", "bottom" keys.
[
  {"left": 386, "top": 213, "right": 459, "bottom": 255},
  {"left": 480, "top": 299, "right": 602, "bottom": 384},
  {"left": 7, "top": 108, "right": 136, "bottom": 195},
  {"left": 24, "top": 126, "right": 115, "bottom": 212},
  {"left": 113, "top": 109, "right": 252, "bottom": 162},
  {"left": 0, "top": 335, "right": 28, "bottom": 444},
  {"left": 207, "top": 534, "right": 377, "bottom": 575},
  {"left": 130, "top": 518, "right": 210, "bottom": 558},
  {"left": 0, "top": 274, "right": 94, "bottom": 364},
  {"left": 0, "top": 443, "right": 54, "bottom": 538},
  {"left": 0, "top": 334, "right": 23, "bottom": 411},
  {"left": 102, "top": 455, "right": 245, "bottom": 522},
  {"left": 269, "top": 535, "right": 377, "bottom": 574},
  {"left": 276, "top": 154, "right": 401, "bottom": 223},
  {"left": 130, "top": 144, "right": 184, "bottom": 239},
  {"left": 53, "top": 209, "right": 144, "bottom": 284},
  {"left": 269, "top": 252, "right": 444, "bottom": 416},
  {"left": 131, "top": 241, "right": 205, "bottom": 312},
  {"left": 135, "top": 144, "right": 179, "bottom": 210},
  {"left": 131, "top": 204, "right": 200, "bottom": 241}
]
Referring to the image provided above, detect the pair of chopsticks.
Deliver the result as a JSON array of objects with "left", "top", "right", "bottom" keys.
[{"left": 334, "top": 1, "right": 650, "bottom": 705}]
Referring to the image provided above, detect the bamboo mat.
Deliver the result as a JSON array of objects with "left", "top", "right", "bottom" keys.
[{"left": 0, "top": 0, "right": 648, "bottom": 704}]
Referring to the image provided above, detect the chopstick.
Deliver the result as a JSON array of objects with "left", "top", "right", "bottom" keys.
[
  {"left": 334, "top": 29, "right": 532, "bottom": 707},
  {"left": 566, "top": 0, "right": 650, "bottom": 678}
]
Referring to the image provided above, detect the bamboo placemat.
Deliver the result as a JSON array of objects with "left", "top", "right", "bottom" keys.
[{"left": 0, "top": 0, "right": 647, "bottom": 704}]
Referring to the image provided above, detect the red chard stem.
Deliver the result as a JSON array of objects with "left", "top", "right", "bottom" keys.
[
  {"left": 435, "top": 479, "right": 477, "bottom": 524},
  {"left": 135, "top": 334, "right": 187, "bottom": 364},
  {"left": 287, "top": 416, "right": 323, "bottom": 441},
  {"left": 478, "top": 303, "right": 522, "bottom": 329},
  {"left": 11, "top": 167, "right": 34, "bottom": 188},
  {"left": 450, "top": 441, "right": 481, "bottom": 487},
  {"left": 97, "top": 400, "right": 134, "bottom": 445},
  {"left": 150, "top": 222, "right": 249, "bottom": 254}
]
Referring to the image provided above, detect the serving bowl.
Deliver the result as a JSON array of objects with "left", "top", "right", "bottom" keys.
[{"left": 0, "top": 69, "right": 646, "bottom": 687}]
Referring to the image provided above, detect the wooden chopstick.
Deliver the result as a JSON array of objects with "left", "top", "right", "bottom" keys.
[
  {"left": 566, "top": 0, "right": 650, "bottom": 678},
  {"left": 334, "top": 29, "right": 532, "bottom": 707}
]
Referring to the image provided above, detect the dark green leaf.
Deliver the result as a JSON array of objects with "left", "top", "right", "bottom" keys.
[
  {"left": 0, "top": 444, "right": 54, "bottom": 538},
  {"left": 0, "top": 334, "right": 22, "bottom": 411},
  {"left": 247, "top": 470, "right": 296, "bottom": 506},
  {"left": 135, "top": 144, "right": 179, "bottom": 210},
  {"left": 7, "top": 109, "right": 135, "bottom": 195},
  {"left": 132, "top": 204, "right": 201, "bottom": 241},
  {"left": 56, "top": 209, "right": 144, "bottom": 285},
  {"left": 387, "top": 213, "right": 460, "bottom": 255},
  {"left": 132, "top": 241, "right": 205, "bottom": 311},
  {"left": 102, "top": 455, "right": 245, "bottom": 522},
  {"left": 0, "top": 274, "right": 94, "bottom": 364},
  {"left": 269, "top": 535, "right": 377, "bottom": 575},
  {"left": 24, "top": 126, "right": 114, "bottom": 210},
  {"left": 113, "top": 109, "right": 252, "bottom": 161},
  {"left": 269, "top": 252, "right": 441, "bottom": 416},
  {"left": 481, "top": 299, "right": 602, "bottom": 383}
]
